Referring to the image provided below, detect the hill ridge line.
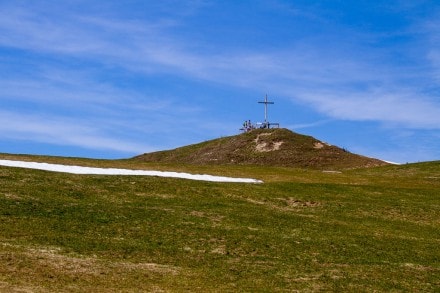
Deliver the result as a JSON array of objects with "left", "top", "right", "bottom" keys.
[{"left": 134, "top": 128, "right": 388, "bottom": 170}]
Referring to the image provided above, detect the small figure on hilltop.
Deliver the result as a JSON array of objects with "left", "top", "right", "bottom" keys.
[
  {"left": 249, "top": 120, "right": 255, "bottom": 131},
  {"left": 241, "top": 120, "right": 255, "bottom": 132}
]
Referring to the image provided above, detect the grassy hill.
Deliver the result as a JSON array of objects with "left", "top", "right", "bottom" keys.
[
  {"left": 134, "top": 128, "right": 388, "bottom": 170},
  {"left": 0, "top": 153, "right": 439, "bottom": 292}
]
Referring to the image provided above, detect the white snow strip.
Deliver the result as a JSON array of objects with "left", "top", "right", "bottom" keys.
[
  {"left": 0, "top": 159, "right": 263, "bottom": 183},
  {"left": 384, "top": 160, "right": 402, "bottom": 165}
]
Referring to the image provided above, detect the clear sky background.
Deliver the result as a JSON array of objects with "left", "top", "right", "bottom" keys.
[{"left": 1, "top": 0, "right": 440, "bottom": 163}]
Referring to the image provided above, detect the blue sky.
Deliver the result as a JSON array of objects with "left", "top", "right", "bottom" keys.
[{"left": 1, "top": 0, "right": 440, "bottom": 163}]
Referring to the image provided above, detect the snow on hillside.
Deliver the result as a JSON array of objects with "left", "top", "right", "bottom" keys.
[{"left": 0, "top": 160, "right": 262, "bottom": 183}]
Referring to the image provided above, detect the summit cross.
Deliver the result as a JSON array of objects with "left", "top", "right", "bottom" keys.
[{"left": 258, "top": 94, "right": 274, "bottom": 123}]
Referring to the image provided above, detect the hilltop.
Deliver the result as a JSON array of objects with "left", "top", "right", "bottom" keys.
[{"left": 134, "top": 128, "right": 388, "bottom": 169}]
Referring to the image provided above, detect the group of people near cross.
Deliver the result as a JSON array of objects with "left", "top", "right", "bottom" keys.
[{"left": 242, "top": 120, "right": 255, "bottom": 132}]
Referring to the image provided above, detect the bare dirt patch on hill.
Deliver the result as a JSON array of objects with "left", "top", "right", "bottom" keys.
[{"left": 254, "top": 132, "right": 284, "bottom": 152}]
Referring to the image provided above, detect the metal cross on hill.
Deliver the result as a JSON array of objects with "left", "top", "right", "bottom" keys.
[
  {"left": 258, "top": 94, "right": 274, "bottom": 123},
  {"left": 240, "top": 94, "right": 279, "bottom": 132},
  {"left": 258, "top": 94, "right": 279, "bottom": 129}
]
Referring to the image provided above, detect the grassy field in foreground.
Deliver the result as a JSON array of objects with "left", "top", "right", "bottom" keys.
[{"left": 0, "top": 155, "right": 439, "bottom": 291}]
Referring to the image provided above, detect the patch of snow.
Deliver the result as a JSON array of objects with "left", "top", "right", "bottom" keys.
[{"left": 0, "top": 160, "right": 263, "bottom": 183}]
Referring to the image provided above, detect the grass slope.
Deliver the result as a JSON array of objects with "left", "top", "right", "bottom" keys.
[
  {"left": 0, "top": 154, "right": 439, "bottom": 292},
  {"left": 134, "top": 128, "right": 388, "bottom": 170}
]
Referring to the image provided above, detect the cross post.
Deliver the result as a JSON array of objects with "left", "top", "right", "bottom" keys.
[{"left": 258, "top": 94, "right": 274, "bottom": 123}]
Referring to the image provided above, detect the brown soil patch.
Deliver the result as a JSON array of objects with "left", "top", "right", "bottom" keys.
[
  {"left": 282, "top": 198, "right": 320, "bottom": 208},
  {"left": 313, "top": 142, "right": 324, "bottom": 149},
  {"left": 244, "top": 197, "right": 320, "bottom": 212},
  {"left": 254, "top": 133, "right": 284, "bottom": 152}
]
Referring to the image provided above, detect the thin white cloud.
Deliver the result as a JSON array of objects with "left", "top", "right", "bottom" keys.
[
  {"left": 286, "top": 120, "right": 332, "bottom": 130},
  {"left": 424, "top": 15, "right": 440, "bottom": 82},
  {"left": 296, "top": 89, "right": 440, "bottom": 129},
  {"left": 0, "top": 111, "right": 154, "bottom": 154}
]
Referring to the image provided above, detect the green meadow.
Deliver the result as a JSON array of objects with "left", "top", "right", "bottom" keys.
[{"left": 0, "top": 155, "right": 439, "bottom": 292}]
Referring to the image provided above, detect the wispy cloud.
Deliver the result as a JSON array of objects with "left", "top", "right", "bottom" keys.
[
  {"left": 424, "top": 13, "right": 440, "bottom": 83},
  {"left": 0, "top": 110, "right": 154, "bottom": 154},
  {"left": 286, "top": 120, "right": 332, "bottom": 130},
  {"left": 295, "top": 88, "right": 440, "bottom": 129}
]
